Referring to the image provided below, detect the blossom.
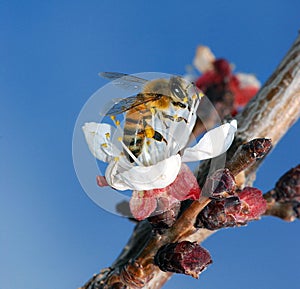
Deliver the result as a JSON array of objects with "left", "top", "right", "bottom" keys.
[
  {"left": 193, "top": 45, "right": 260, "bottom": 116},
  {"left": 83, "top": 117, "right": 236, "bottom": 220},
  {"left": 82, "top": 119, "right": 237, "bottom": 192},
  {"left": 82, "top": 77, "right": 237, "bottom": 220}
]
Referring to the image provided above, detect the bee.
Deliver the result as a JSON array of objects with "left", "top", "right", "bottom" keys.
[{"left": 100, "top": 72, "right": 200, "bottom": 164}]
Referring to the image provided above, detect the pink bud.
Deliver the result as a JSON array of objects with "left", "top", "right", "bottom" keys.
[
  {"left": 154, "top": 241, "right": 212, "bottom": 278},
  {"left": 236, "top": 187, "right": 267, "bottom": 221},
  {"left": 196, "top": 187, "right": 266, "bottom": 230}
]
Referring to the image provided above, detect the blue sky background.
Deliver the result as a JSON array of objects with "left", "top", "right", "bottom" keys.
[{"left": 1, "top": 1, "right": 300, "bottom": 288}]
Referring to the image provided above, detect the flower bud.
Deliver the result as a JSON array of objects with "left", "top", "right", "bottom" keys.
[
  {"left": 195, "top": 196, "right": 241, "bottom": 230},
  {"left": 237, "top": 187, "right": 267, "bottom": 221},
  {"left": 242, "top": 138, "right": 272, "bottom": 160},
  {"left": 273, "top": 165, "right": 300, "bottom": 202},
  {"left": 264, "top": 165, "right": 300, "bottom": 221},
  {"left": 196, "top": 187, "right": 266, "bottom": 230},
  {"left": 154, "top": 241, "right": 212, "bottom": 278}
]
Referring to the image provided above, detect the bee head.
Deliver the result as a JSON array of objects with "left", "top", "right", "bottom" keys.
[
  {"left": 169, "top": 76, "right": 188, "bottom": 101},
  {"left": 169, "top": 76, "right": 201, "bottom": 108}
]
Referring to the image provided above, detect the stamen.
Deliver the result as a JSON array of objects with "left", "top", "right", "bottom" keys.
[
  {"left": 187, "top": 88, "right": 203, "bottom": 124},
  {"left": 117, "top": 137, "right": 144, "bottom": 166},
  {"left": 101, "top": 143, "right": 108, "bottom": 148},
  {"left": 105, "top": 132, "right": 110, "bottom": 139},
  {"left": 110, "top": 115, "right": 120, "bottom": 126}
]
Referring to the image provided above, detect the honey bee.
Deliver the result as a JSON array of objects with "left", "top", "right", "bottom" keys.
[{"left": 100, "top": 72, "right": 200, "bottom": 163}]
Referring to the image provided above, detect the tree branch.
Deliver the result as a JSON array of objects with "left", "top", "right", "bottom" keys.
[{"left": 80, "top": 33, "right": 300, "bottom": 289}]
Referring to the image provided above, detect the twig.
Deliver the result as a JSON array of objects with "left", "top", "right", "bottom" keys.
[{"left": 80, "top": 33, "right": 300, "bottom": 289}]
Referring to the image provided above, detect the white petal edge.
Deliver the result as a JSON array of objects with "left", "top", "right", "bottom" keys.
[
  {"left": 82, "top": 122, "right": 121, "bottom": 163},
  {"left": 105, "top": 154, "right": 182, "bottom": 191},
  {"left": 181, "top": 120, "right": 237, "bottom": 162}
]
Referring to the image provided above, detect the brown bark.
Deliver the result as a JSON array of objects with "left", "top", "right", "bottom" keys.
[{"left": 80, "top": 33, "right": 300, "bottom": 289}]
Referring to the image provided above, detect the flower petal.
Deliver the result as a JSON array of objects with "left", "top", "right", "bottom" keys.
[
  {"left": 106, "top": 154, "right": 182, "bottom": 191},
  {"left": 166, "top": 163, "right": 201, "bottom": 201},
  {"left": 96, "top": 175, "right": 109, "bottom": 187},
  {"left": 181, "top": 120, "right": 237, "bottom": 162},
  {"left": 82, "top": 122, "right": 121, "bottom": 162},
  {"left": 129, "top": 190, "right": 158, "bottom": 220}
]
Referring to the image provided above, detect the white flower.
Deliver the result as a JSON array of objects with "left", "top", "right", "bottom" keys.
[{"left": 82, "top": 116, "right": 237, "bottom": 191}]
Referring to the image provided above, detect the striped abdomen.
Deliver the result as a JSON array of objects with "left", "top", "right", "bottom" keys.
[{"left": 123, "top": 103, "right": 152, "bottom": 162}]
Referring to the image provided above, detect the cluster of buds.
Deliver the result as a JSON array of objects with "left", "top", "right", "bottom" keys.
[
  {"left": 264, "top": 164, "right": 300, "bottom": 221},
  {"left": 154, "top": 241, "right": 212, "bottom": 279},
  {"left": 195, "top": 168, "right": 267, "bottom": 230},
  {"left": 192, "top": 46, "right": 260, "bottom": 118}
]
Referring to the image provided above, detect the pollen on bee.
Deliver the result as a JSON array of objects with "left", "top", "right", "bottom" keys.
[
  {"left": 101, "top": 143, "right": 108, "bottom": 148},
  {"left": 145, "top": 126, "right": 155, "bottom": 138},
  {"left": 150, "top": 107, "right": 155, "bottom": 115}
]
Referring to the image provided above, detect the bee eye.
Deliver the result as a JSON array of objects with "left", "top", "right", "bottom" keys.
[{"left": 170, "top": 77, "right": 186, "bottom": 100}]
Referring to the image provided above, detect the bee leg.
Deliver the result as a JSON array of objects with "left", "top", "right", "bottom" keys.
[
  {"left": 145, "top": 125, "right": 168, "bottom": 144},
  {"left": 161, "top": 112, "right": 188, "bottom": 123},
  {"left": 156, "top": 112, "right": 170, "bottom": 129}
]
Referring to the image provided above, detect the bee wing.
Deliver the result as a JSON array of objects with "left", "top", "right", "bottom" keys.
[
  {"left": 100, "top": 72, "right": 148, "bottom": 92},
  {"left": 105, "top": 93, "right": 162, "bottom": 115}
]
